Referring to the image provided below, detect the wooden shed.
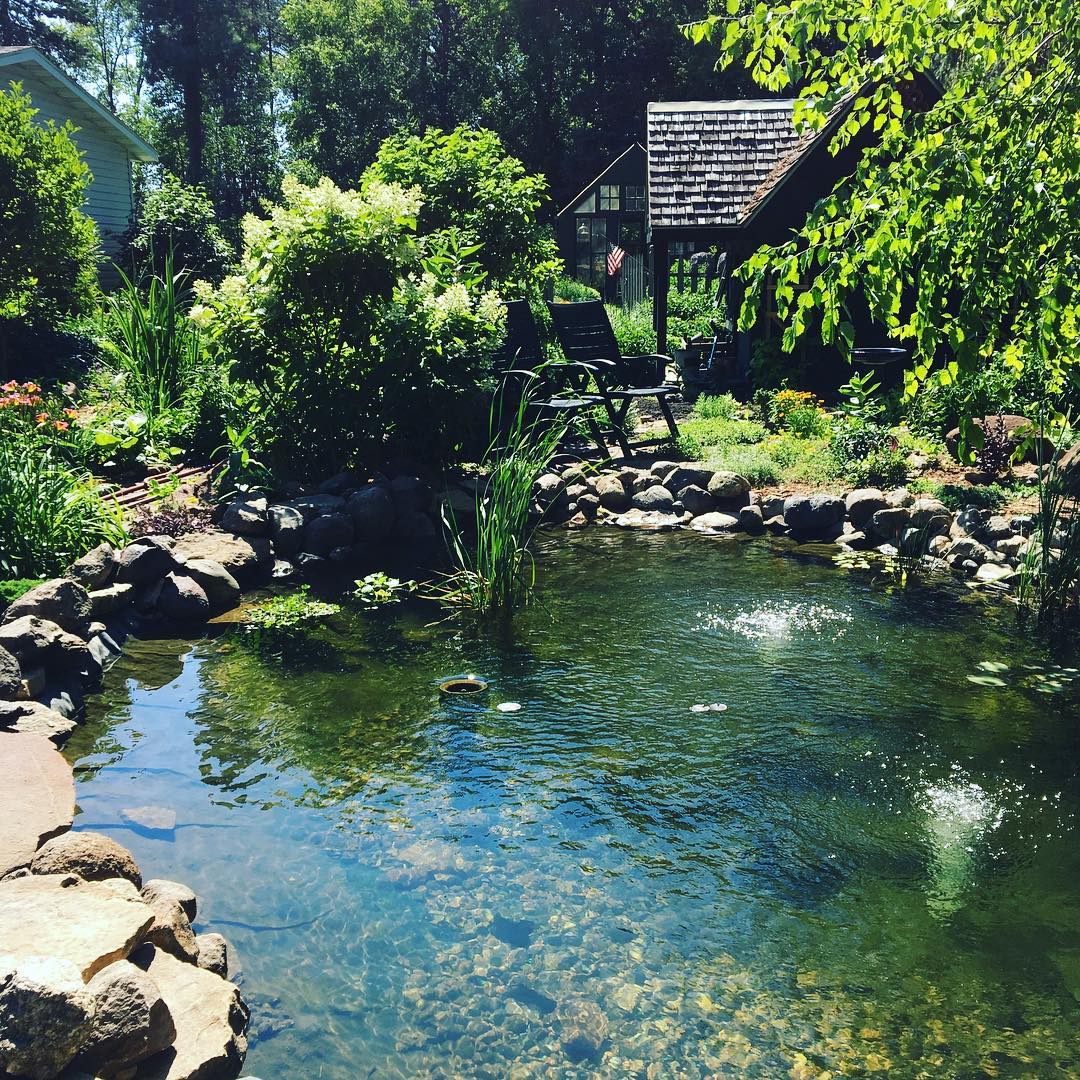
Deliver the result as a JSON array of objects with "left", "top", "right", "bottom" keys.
[{"left": 0, "top": 46, "right": 158, "bottom": 265}]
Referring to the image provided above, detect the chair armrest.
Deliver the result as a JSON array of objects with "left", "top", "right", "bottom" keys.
[{"left": 622, "top": 353, "right": 675, "bottom": 364}]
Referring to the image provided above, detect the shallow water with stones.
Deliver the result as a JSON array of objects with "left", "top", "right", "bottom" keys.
[{"left": 64, "top": 530, "right": 1080, "bottom": 1078}]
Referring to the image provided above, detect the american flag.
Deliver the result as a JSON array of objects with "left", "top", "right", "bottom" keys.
[{"left": 606, "top": 244, "right": 627, "bottom": 276}]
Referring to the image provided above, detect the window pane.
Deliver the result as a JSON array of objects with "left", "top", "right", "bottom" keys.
[
  {"left": 624, "top": 185, "right": 645, "bottom": 212},
  {"left": 574, "top": 191, "right": 596, "bottom": 213},
  {"left": 600, "top": 184, "right": 620, "bottom": 210}
]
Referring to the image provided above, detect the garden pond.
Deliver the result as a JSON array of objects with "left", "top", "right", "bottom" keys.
[{"left": 64, "top": 531, "right": 1080, "bottom": 1078}]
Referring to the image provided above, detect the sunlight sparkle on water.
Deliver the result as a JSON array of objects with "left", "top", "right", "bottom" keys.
[{"left": 696, "top": 600, "right": 854, "bottom": 642}]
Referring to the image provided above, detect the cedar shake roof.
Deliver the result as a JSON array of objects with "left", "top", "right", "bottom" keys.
[{"left": 647, "top": 99, "right": 825, "bottom": 230}]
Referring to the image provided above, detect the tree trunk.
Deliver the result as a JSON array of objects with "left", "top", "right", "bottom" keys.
[{"left": 178, "top": 1, "right": 204, "bottom": 185}]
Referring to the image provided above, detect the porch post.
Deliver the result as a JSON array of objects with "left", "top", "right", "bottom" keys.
[{"left": 654, "top": 234, "right": 670, "bottom": 355}]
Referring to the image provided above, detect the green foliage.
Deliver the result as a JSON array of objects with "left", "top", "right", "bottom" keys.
[
  {"left": 120, "top": 174, "right": 234, "bottom": 281},
  {"left": 353, "top": 572, "right": 416, "bottom": 609},
  {"left": 837, "top": 371, "right": 884, "bottom": 422},
  {"left": 553, "top": 277, "right": 600, "bottom": 304},
  {"left": 843, "top": 446, "right": 910, "bottom": 490},
  {"left": 439, "top": 373, "right": 567, "bottom": 614},
  {"left": 910, "top": 480, "right": 1010, "bottom": 512},
  {"left": 784, "top": 403, "right": 831, "bottom": 439},
  {"left": 606, "top": 301, "right": 656, "bottom": 356},
  {"left": 667, "top": 287, "right": 723, "bottom": 347},
  {"left": 362, "top": 126, "right": 561, "bottom": 298},
  {"left": 692, "top": 393, "right": 740, "bottom": 421},
  {"left": 247, "top": 586, "right": 342, "bottom": 631},
  {"left": 828, "top": 416, "right": 908, "bottom": 488},
  {"left": 0, "top": 85, "right": 99, "bottom": 323},
  {"left": 750, "top": 338, "right": 807, "bottom": 392},
  {"left": 0, "top": 578, "right": 44, "bottom": 612},
  {"left": 688, "top": 0, "right": 1080, "bottom": 403},
  {"left": 194, "top": 174, "right": 505, "bottom": 474}
]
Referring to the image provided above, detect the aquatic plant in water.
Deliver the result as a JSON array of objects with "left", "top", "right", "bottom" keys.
[
  {"left": 353, "top": 572, "right": 416, "bottom": 609},
  {"left": 246, "top": 586, "right": 341, "bottom": 632}
]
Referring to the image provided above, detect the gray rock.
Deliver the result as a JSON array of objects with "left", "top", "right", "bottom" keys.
[
  {"left": 88, "top": 582, "right": 134, "bottom": 618},
  {"left": 975, "top": 562, "right": 1013, "bottom": 584},
  {"left": 613, "top": 509, "right": 688, "bottom": 530},
  {"left": 884, "top": 487, "right": 914, "bottom": 508},
  {"left": 784, "top": 494, "right": 845, "bottom": 540},
  {"left": 143, "top": 892, "right": 199, "bottom": 963},
  {"left": 396, "top": 509, "right": 438, "bottom": 541},
  {"left": 0, "top": 616, "right": 99, "bottom": 684},
  {"left": 648, "top": 459, "right": 678, "bottom": 480},
  {"left": 318, "top": 470, "right": 360, "bottom": 495},
  {"left": 1, "top": 577, "right": 92, "bottom": 638},
  {"left": 390, "top": 474, "right": 433, "bottom": 514},
  {"left": 844, "top": 488, "right": 887, "bottom": 527},
  {"left": 0, "top": 644, "right": 20, "bottom": 698},
  {"left": 266, "top": 504, "right": 305, "bottom": 555},
  {"left": 288, "top": 493, "right": 346, "bottom": 521},
  {"left": 0, "top": 956, "right": 94, "bottom": 1079},
  {"left": 631, "top": 485, "right": 675, "bottom": 513},
  {"left": 69, "top": 543, "right": 117, "bottom": 590},
  {"left": 75, "top": 959, "right": 176, "bottom": 1075},
  {"left": 995, "top": 535, "right": 1026, "bottom": 559},
  {"left": 136, "top": 947, "right": 249, "bottom": 1080},
  {"left": 676, "top": 484, "right": 714, "bottom": 516},
  {"left": 0, "top": 700, "right": 76, "bottom": 744},
  {"left": 708, "top": 471, "right": 752, "bottom": 504},
  {"left": 978, "top": 514, "right": 1015, "bottom": 543},
  {"left": 908, "top": 497, "right": 952, "bottom": 536},
  {"left": 761, "top": 495, "right": 786, "bottom": 519},
  {"left": 576, "top": 493, "right": 600, "bottom": 519},
  {"left": 156, "top": 574, "right": 211, "bottom": 623},
  {"left": 345, "top": 485, "right": 396, "bottom": 542},
  {"left": 738, "top": 504, "right": 766, "bottom": 534},
  {"left": 117, "top": 537, "right": 177, "bottom": 586},
  {"left": 220, "top": 497, "right": 268, "bottom": 537},
  {"left": 946, "top": 537, "right": 992, "bottom": 565},
  {"left": 663, "top": 465, "right": 714, "bottom": 494},
  {"left": 142, "top": 879, "right": 196, "bottom": 923},
  {"left": 172, "top": 532, "right": 271, "bottom": 586},
  {"left": 870, "top": 506, "right": 912, "bottom": 541},
  {"left": 181, "top": 559, "right": 241, "bottom": 611},
  {"left": 690, "top": 511, "right": 740, "bottom": 533},
  {"left": 195, "top": 933, "right": 228, "bottom": 977},
  {"left": 32, "top": 830, "right": 142, "bottom": 888},
  {"left": 594, "top": 474, "right": 631, "bottom": 512},
  {"left": 303, "top": 512, "right": 355, "bottom": 557},
  {"left": 928, "top": 535, "right": 951, "bottom": 557}
]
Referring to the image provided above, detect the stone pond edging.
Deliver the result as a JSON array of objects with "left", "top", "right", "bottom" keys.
[
  {"left": 0, "top": 462, "right": 1038, "bottom": 1078},
  {"left": 524, "top": 459, "right": 1039, "bottom": 589}
]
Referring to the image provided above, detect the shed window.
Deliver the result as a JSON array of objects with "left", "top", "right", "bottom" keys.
[
  {"left": 624, "top": 185, "right": 645, "bottom": 212},
  {"left": 599, "top": 184, "right": 620, "bottom": 210},
  {"left": 575, "top": 216, "right": 607, "bottom": 290},
  {"left": 574, "top": 191, "right": 596, "bottom": 213}
]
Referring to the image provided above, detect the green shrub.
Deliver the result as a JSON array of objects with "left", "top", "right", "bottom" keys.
[
  {"left": 606, "top": 301, "right": 655, "bottom": 355},
  {"left": 195, "top": 176, "right": 504, "bottom": 474},
  {"left": 677, "top": 416, "right": 767, "bottom": 452},
  {"left": 0, "top": 578, "right": 44, "bottom": 613},
  {"left": 0, "top": 84, "right": 99, "bottom": 324},
  {"left": 120, "top": 173, "right": 233, "bottom": 282},
  {"left": 909, "top": 480, "right": 1010, "bottom": 511},
  {"left": 667, "top": 287, "right": 724, "bottom": 346},
  {"left": 785, "top": 403, "right": 831, "bottom": 439},
  {"left": 692, "top": 393, "right": 739, "bottom": 421},
  {"left": 362, "top": 126, "right": 561, "bottom": 298},
  {"left": 750, "top": 338, "right": 809, "bottom": 391},
  {"left": 842, "top": 446, "right": 909, "bottom": 489},
  {"left": 553, "top": 277, "right": 600, "bottom": 303}
]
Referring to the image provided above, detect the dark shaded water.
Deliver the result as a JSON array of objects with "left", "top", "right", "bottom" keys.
[{"left": 66, "top": 532, "right": 1080, "bottom": 1078}]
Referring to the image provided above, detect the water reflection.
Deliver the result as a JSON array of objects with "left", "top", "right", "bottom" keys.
[{"left": 67, "top": 532, "right": 1080, "bottom": 1078}]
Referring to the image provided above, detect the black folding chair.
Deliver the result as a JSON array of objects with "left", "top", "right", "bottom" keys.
[
  {"left": 492, "top": 300, "right": 614, "bottom": 456},
  {"left": 547, "top": 300, "right": 680, "bottom": 452}
]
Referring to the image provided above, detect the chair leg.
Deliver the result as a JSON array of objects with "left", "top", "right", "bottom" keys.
[
  {"left": 657, "top": 395, "right": 679, "bottom": 443},
  {"left": 582, "top": 412, "right": 614, "bottom": 460}
]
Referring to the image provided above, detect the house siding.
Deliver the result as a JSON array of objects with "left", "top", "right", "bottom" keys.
[{"left": 11, "top": 67, "right": 134, "bottom": 257}]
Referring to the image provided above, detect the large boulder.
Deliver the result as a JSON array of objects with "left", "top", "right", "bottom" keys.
[
  {"left": 631, "top": 485, "right": 675, "bottom": 513},
  {"left": 0, "top": 643, "right": 20, "bottom": 698},
  {"left": 181, "top": 559, "right": 241, "bottom": 611},
  {"left": 613, "top": 509, "right": 688, "bottom": 530},
  {"left": 390, "top": 474, "right": 433, "bottom": 514},
  {"left": 0, "top": 700, "right": 76, "bottom": 744},
  {"left": 909, "top": 497, "right": 952, "bottom": 536},
  {"left": 594, "top": 474, "right": 631, "bottom": 512},
  {"left": 288, "top": 493, "right": 345, "bottom": 521},
  {"left": 195, "top": 933, "right": 228, "bottom": 978},
  {"left": 117, "top": 537, "right": 178, "bottom": 587},
  {"left": 738, "top": 504, "right": 766, "bottom": 534},
  {"left": 75, "top": 960, "right": 176, "bottom": 1076},
  {"left": 156, "top": 573, "right": 211, "bottom": 624},
  {"left": 172, "top": 532, "right": 271, "bottom": 586},
  {"left": 136, "top": 947, "right": 249, "bottom": 1080},
  {"left": 871, "top": 506, "right": 913, "bottom": 541},
  {"left": 689, "top": 511, "right": 740, "bottom": 533},
  {"left": 0, "top": 731, "right": 74, "bottom": 877},
  {"left": 662, "top": 465, "right": 715, "bottom": 494},
  {"left": 31, "top": 830, "right": 142, "bottom": 888},
  {"left": 142, "top": 880, "right": 197, "bottom": 923},
  {"left": 220, "top": 497, "right": 268, "bottom": 537},
  {"left": 266, "top": 504, "right": 305, "bottom": 555},
  {"left": 784, "top": 494, "right": 845, "bottom": 540},
  {"left": 0, "top": 616, "right": 98, "bottom": 685},
  {"left": 69, "top": 543, "right": 117, "bottom": 590},
  {"left": 89, "top": 582, "right": 135, "bottom": 618},
  {"left": 707, "top": 471, "right": 751, "bottom": 505},
  {"left": 844, "top": 488, "right": 887, "bottom": 528},
  {"left": 1, "top": 578, "right": 92, "bottom": 638},
  {"left": 0, "top": 875, "right": 153, "bottom": 979},
  {"left": 676, "top": 484, "right": 714, "bottom": 516},
  {"left": 143, "top": 892, "right": 199, "bottom": 963},
  {"left": 345, "top": 485, "right": 396, "bottom": 542},
  {"left": 0, "top": 956, "right": 94, "bottom": 1079},
  {"left": 303, "top": 512, "right": 355, "bottom": 557},
  {"left": 396, "top": 509, "right": 439, "bottom": 541}
]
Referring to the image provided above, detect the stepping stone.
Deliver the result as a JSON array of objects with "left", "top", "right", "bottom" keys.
[
  {"left": 121, "top": 805, "right": 178, "bottom": 834},
  {"left": 0, "top": 700, "right": 77, "bottom": 744},
  {"left": 0, "top": 874, "right": 154, "bottom": 980},
  {"left": 0, "top": 731, "right": 74, "bottom": 875}
]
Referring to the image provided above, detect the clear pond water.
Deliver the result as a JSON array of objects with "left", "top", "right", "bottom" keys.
[{"left": 65, "top": 531, "right": 1080, "bottom": 1078}]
